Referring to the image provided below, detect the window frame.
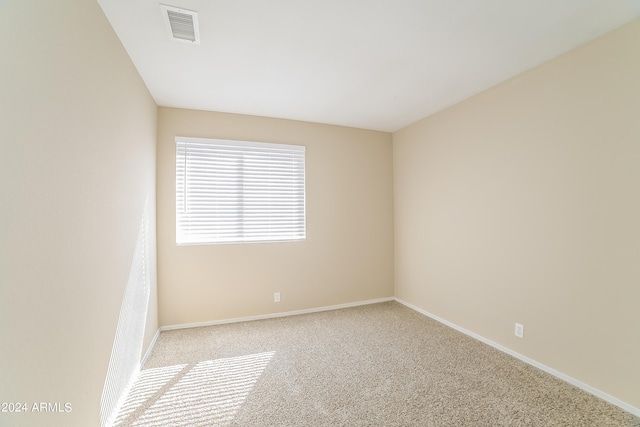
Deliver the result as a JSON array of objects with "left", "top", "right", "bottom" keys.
[{"left": 175, "top": 136, "right": 306, "bottom": 246}]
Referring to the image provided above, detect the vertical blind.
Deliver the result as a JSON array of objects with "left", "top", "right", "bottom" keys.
[{"left": 176, "top": 137, "right": 306, "bottom": 245}]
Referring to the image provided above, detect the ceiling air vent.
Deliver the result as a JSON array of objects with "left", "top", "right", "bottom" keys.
[{"left": 160, "top": 5, "right": 200, "bottom": 44}]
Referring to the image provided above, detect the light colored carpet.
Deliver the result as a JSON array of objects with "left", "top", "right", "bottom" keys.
[{"left": 113, "top": 302, "right": 639, "bottom": 426}]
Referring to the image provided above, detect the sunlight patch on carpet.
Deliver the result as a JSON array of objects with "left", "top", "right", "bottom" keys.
[
  {"left": 112, "top": 364, "right": 187, "bottom": 426},
  {"left": 115, "top": 351, "right": 275, "bottom": 427}
]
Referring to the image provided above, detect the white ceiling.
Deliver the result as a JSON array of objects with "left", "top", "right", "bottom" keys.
[{"left": 98, "top": 0, "right": 640, "bottom": 132}]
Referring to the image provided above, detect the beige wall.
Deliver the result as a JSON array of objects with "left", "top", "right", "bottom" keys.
[
  {"left": 157, "top": 108, "right": 394, "bottom": 326},
  {"left": 393, "top": 19, "right": 640, "bottom": 408},
  {"left": 0, "top": 1, "right": 158, "bottom": 426}
]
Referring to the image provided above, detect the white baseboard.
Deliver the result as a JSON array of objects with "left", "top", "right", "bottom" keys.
[
  {"left": 160, "top": 297, "right": 395, "bottom": 331},
  {"left": 104, "top": 362, "right": 141, "bottom": 427},
  {"left": 394, "top": 297, "right": 640, "bottom": 418},
  {"left": 141, "top": 328, "right": 161, "bottom": 368},
  {"left": 104, "top": 330, "right": 160, "bottom": 426},
  {"left": 105, "top": 329, "right": 160, "bottom": 427}
]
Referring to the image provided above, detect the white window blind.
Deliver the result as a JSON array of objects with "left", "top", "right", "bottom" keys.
[{"left": 176, "top": 137, "right": 306, "bottom": 245}]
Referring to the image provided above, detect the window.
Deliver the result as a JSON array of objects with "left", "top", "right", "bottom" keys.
[{"left": 176, "top": 137, "right": 306, "bottom": 245}]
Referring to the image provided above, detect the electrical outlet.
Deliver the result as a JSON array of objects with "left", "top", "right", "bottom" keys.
[
  {"left": 515, "top": 323, "right": 524, "bottom": 338},
  {"left": 274, "top": 292, "right": 280, "bottom": 303}
]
